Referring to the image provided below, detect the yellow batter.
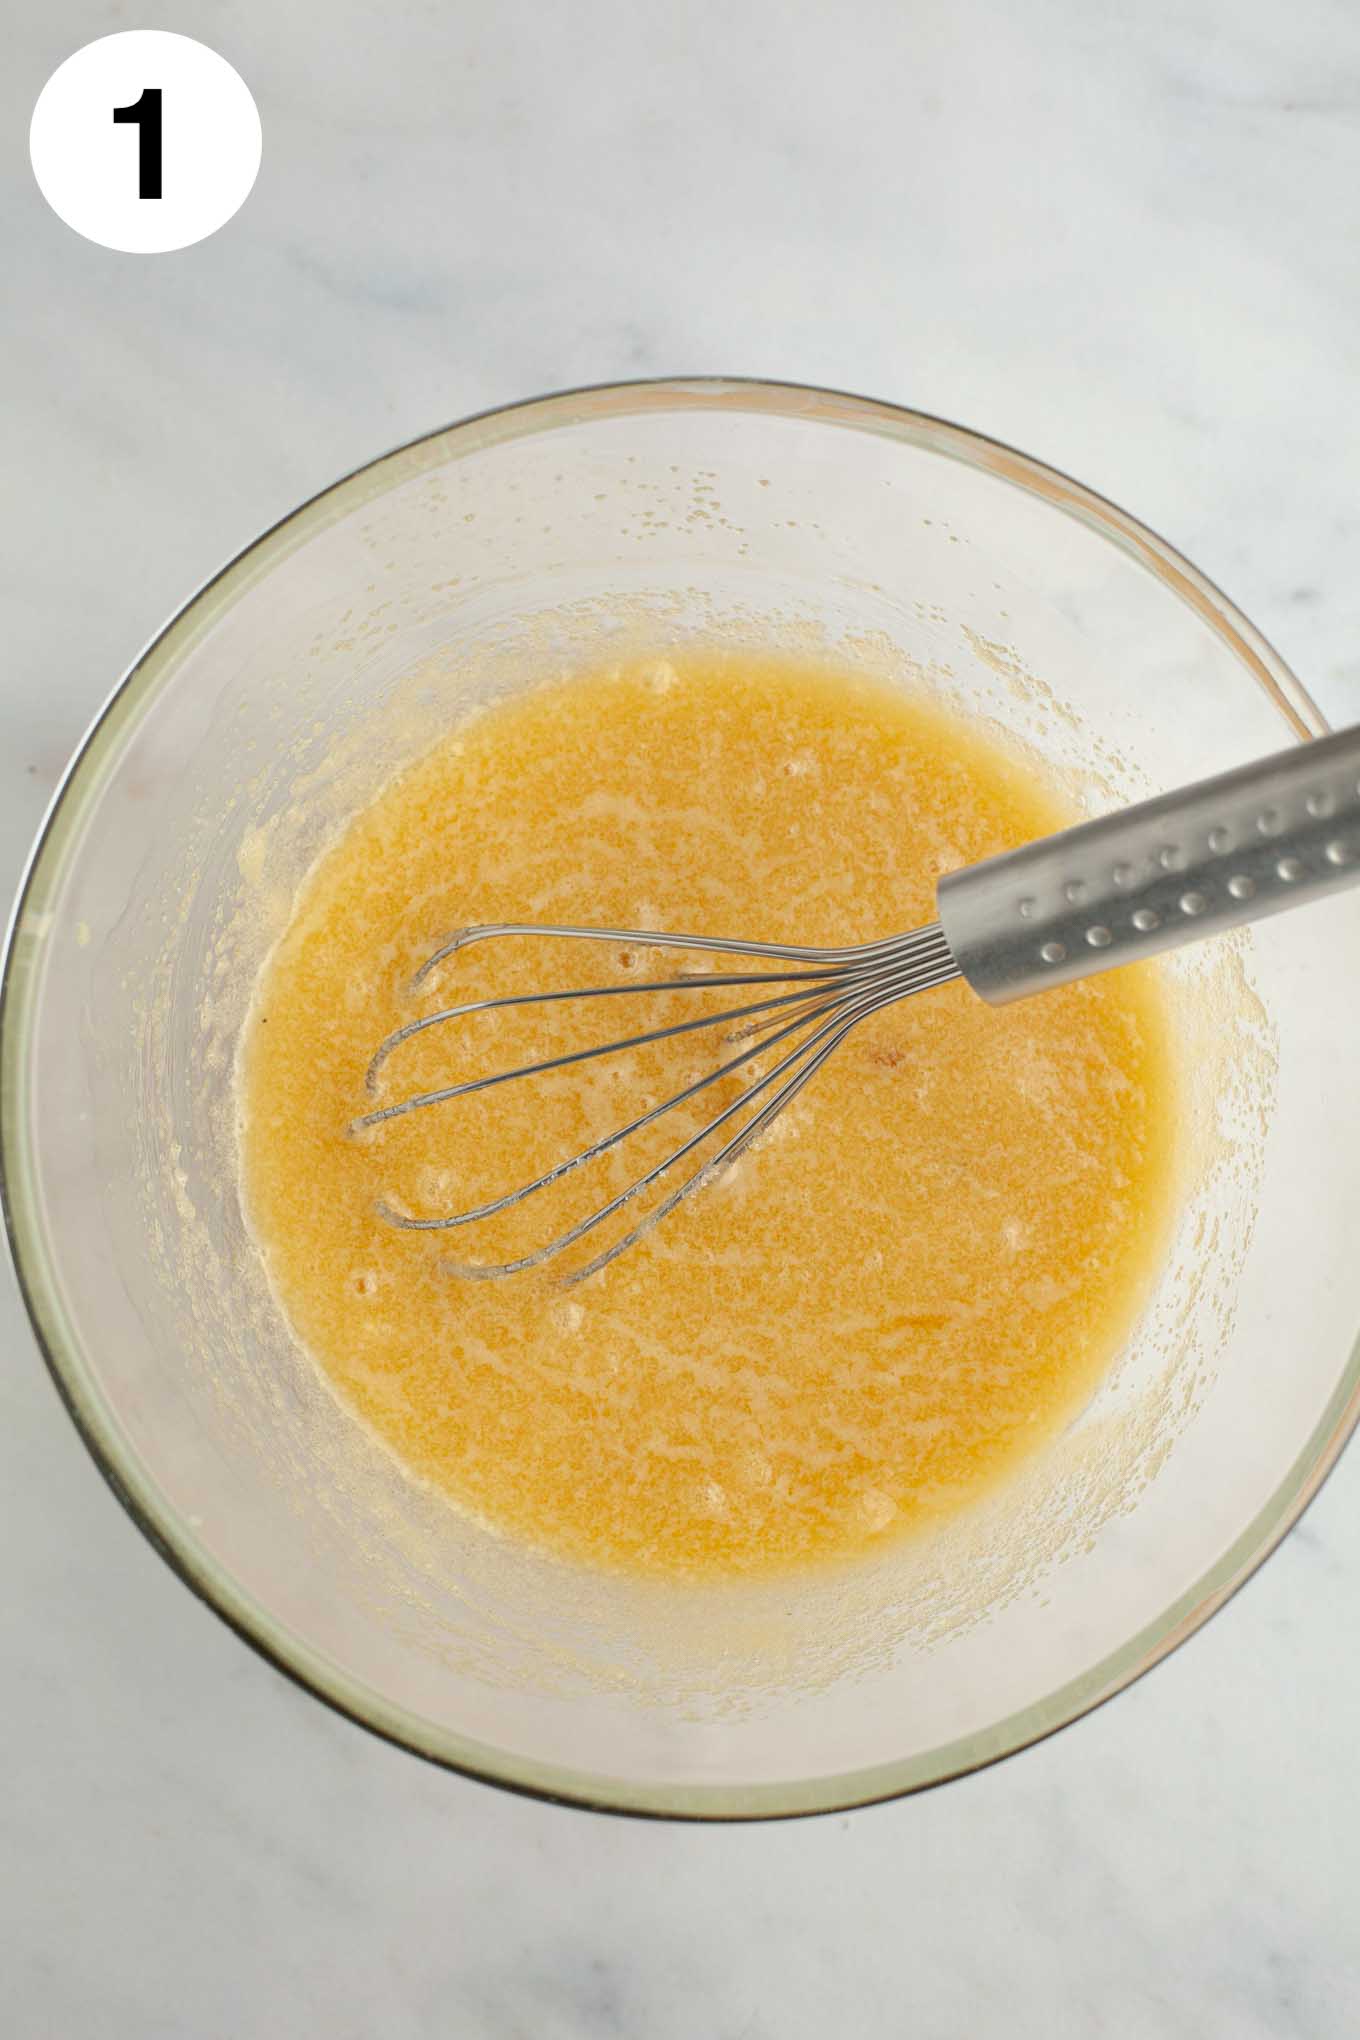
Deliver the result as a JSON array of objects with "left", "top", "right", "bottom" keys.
[{"left": 242, "top": 652, "right": 1177, "bottom": 1579}]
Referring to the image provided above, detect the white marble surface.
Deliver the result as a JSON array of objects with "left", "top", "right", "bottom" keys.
[{"left": 4, "top": 0, "right": 1360, "bottom": 2031}]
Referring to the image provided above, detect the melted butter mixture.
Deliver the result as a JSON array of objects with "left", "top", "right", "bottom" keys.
[{"left": 242, "top": 652, "right": 1178, "bottom": 1578}]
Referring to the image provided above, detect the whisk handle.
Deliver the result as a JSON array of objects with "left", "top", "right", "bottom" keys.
[{"left": 936, "top": 722, "right": 1360, "bottom": 1004}]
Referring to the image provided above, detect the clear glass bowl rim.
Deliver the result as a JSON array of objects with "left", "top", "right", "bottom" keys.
[{"left": 2, "top": 375, "right": 1355, "bottom": 1822}]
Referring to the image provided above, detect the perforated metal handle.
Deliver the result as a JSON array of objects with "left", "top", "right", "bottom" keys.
[{"left": 936, "top": 723, "right": 1360, "bottom": 1004}]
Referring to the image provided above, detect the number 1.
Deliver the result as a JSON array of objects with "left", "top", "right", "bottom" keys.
[{"left": 113, "top": 88, "right": 163, "bottom": 200}]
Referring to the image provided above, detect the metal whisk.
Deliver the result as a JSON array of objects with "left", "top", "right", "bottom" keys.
[{"left": 351, "top": 723, "right": 1360, "bottom": 1283}]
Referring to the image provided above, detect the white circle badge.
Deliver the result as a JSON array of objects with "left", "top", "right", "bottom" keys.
[{"left": 30, "top": 32, "right": 261, "bottom": 253}]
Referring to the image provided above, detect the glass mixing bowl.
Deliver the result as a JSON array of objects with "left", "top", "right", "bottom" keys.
[{"left": 3, "top": 379, "right": 1358, "bottom": 1819}]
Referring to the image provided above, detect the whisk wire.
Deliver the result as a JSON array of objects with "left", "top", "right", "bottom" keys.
[
  {"left": 372, "top": 987, "right": 846, "bottom": 1233},
  {"left": 410, "top": 920, "right": 919, "bottom": 985},
  {"left": 352, "top": 924, "right": 948, "bottom": 1132},
  {"left": 441, "top": 974, "right": 905, "bottom": 1283},
  {"left": 355, "top": 976, "right": 857, "bottom": 1132},
  {"left": 351, "top": 919, "right": 959, "bottom": 1279},
  {"left": 360, "top": 963, "right": 854, "bottom": 1096},
  {"left": 369, "top": 943, "right": 929, "bottom": 1234}
]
